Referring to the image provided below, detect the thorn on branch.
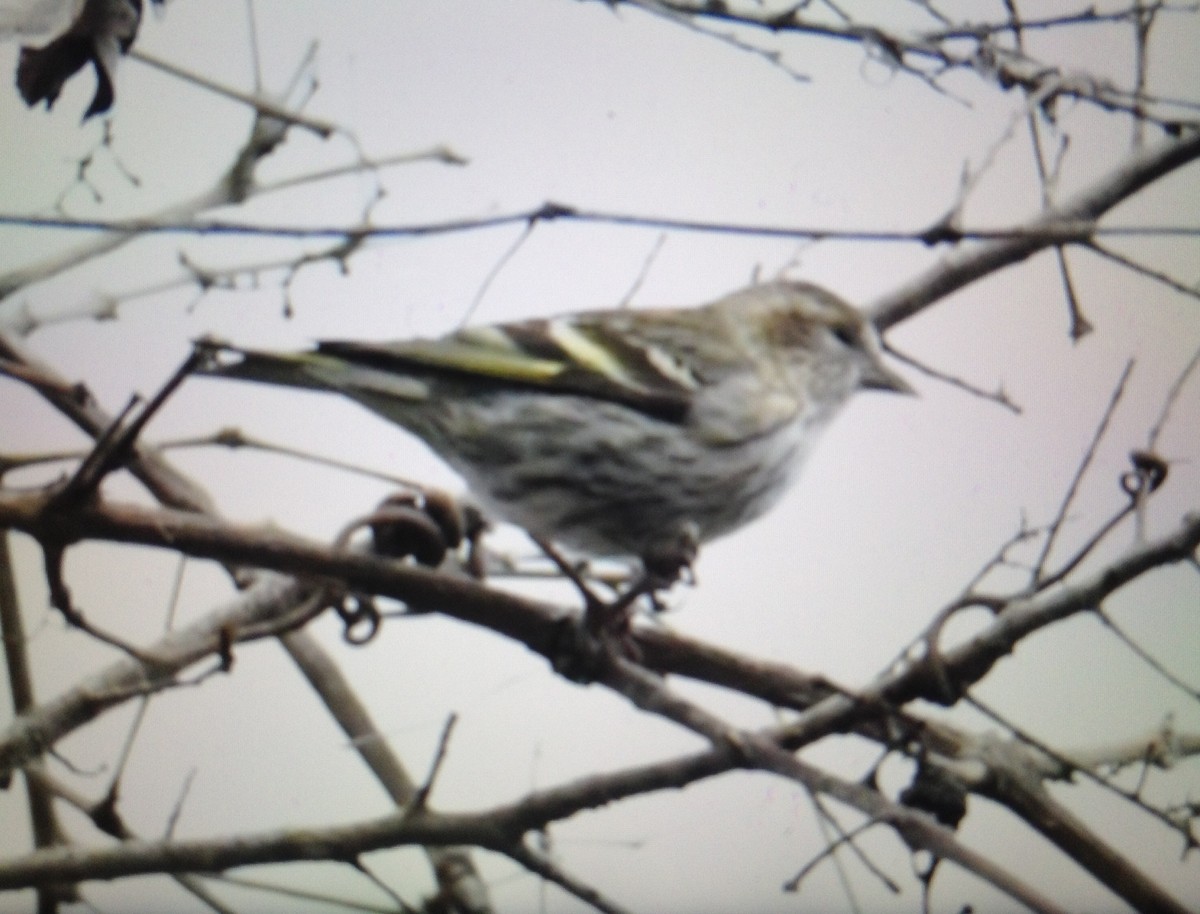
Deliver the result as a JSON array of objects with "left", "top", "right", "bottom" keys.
[
  {"left": 212, "top": 426, "right": 248, "bottom": 448},
  {"left": 164, "top": 768, "right": 197, "bottom": 840},
  {"left": 52, "top": 345, "right": 204, "bottom": 507},
  {"left": 917, "top": 213, "right": 963, "bottom": 246},
  {"left": 91, "top": 784, "right": 126, "bottom": 839},
  {"left": 431, "top": 143, "right": 469, "bottom": 166},
  {"left": 50, "top": 394, "right": 140, "bottom": 507},
  {"left": 0, "top": 357, "right": 91, "bottom": 401},
  {"left": 766, "top": 8, "right": 799, "bottom": 31},
  {"left": 178, "top": 251, "right": 221, "bottom": 293},
  {"left": 1055, "top": 251, "right": 1093, "bottom": 341},
  {"left": 531, "top": 201, "right": 577, "bottom": 223},
  {"left": 217, "top": 623, "right": 236, "bottom": 672},
  {"left": 409, "top": 713, "right": 459, "bottom": 815}
]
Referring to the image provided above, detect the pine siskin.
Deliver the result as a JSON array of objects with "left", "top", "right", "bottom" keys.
[{"left": 199, "top": 280, "right": 912, "bottom": 563}]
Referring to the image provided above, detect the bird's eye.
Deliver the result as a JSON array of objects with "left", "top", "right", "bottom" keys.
[{"left": 831, "top": 325, "right": 857, "bottom": 347}]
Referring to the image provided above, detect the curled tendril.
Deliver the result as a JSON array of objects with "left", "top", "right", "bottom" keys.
[
  {"left": 335, "top": 592, "right": 381, "bottom": 645},
  {"left": 1121, "top": 450, "right": 1168, "bottom": 500},
  {"left": 369, "top": 489, "right": 486, "bottom": 568},
  {"left": 370, "top": 499, "right": 450, "bottom": 566}
]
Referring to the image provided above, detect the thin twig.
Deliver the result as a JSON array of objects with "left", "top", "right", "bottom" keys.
[
  {"left": 1147, "top": 343, "right": 1200, "bottom": 449},
  {"left": 1094, "top": 608, "right": 1200, "bottom": 701},
  {"left": 882, "top": 341, "right": 1021, "bottom": 413},
  {"left": 459, "top": 221, "right": 538, "bottom": 327},
  {"left": 163, "top": 769, "right": 197, "bottom": 840},
  {"left": 52, "top": 347, "right": 204, "bottom": 507},
  {"left": 409, "top": 714, "right": 459, "bottom": 814},
  {"left": 1086, "top": 240, "right": 1200, "bottom": 300},
  {"left": 617, "top": 233, "right": 668, "bottom": 308},
  {"left": 1032, "top": 360, "right": 1134, "bottom": 584},
  {"left": 128, "top": 49, "right": 336, "bottom": 138}
]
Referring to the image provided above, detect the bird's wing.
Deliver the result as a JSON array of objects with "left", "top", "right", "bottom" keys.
[{"left": 317, "top": 313, "right": 702, "bottom": 423}]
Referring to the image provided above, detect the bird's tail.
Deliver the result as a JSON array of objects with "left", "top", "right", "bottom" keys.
[
  {"left": 194, "top": 337, "right": 432, "bottom": 405},
  {"left": 193, "top": 338, "right": 332, "bottom": 392}
]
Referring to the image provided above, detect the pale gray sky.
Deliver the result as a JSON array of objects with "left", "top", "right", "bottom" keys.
[{"left": 1, "top": 2, "right": 1198, "bottom": 912}]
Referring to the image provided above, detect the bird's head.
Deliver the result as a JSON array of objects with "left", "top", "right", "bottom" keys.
[{"left": 724, "top": 280, "right": 914, "bottom": 396}]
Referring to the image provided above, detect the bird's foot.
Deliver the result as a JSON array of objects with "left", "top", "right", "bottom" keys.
[
  {"left": 540, "top": 525, "right": 699, "bottom": 680},
  {"left": 582, "top": 523, "right": 699, "bottom": 641}
]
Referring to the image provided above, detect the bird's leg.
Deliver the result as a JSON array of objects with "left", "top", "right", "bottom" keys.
[
  {"left": 585, "top": 523, "right": 700, "bottom": 636},
  {"left": 542, "top": 526, "right": 698, "bottom": 680},
  {"left": 531, "top": 536, "right": 610, "bottom": 612},
  {"left": 641, "top": 522, "right": 700, "bottom": 594}
]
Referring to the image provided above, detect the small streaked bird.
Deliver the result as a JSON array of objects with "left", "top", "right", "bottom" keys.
[{"left": 199, "top": 281, "right": 912, "bottom": 566}]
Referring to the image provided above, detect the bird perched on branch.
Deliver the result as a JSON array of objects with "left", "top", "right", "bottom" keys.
[{"left": 198, "top": 280, "right": 912, "bottom": 572}]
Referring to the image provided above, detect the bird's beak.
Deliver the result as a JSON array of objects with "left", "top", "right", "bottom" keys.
[{"left": 861, "top": 358, "right": 916, "bottom": 395}]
